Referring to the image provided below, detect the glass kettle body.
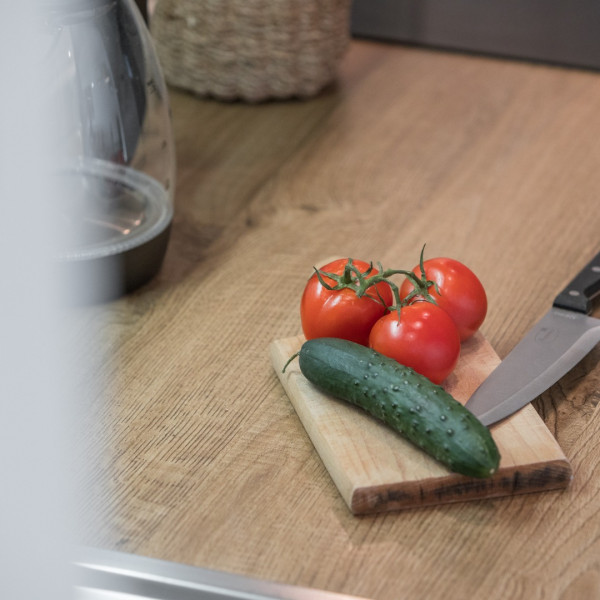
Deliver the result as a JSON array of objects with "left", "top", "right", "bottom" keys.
[{"left": 44, "top": 0, "right": 175, "bottom": 302}]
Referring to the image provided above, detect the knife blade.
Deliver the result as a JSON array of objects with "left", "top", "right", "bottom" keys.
[{"left": 465, "top": 249, "right": 600, "bottom": 426}]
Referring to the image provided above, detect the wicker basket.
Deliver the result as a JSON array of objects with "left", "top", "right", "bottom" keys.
[{"left": 150, "top": 0, "right": 352, "bottom": 102}]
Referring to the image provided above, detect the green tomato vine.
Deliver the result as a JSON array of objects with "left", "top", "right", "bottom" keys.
[{"left": 312, "top": 246, "right": 439, "bottom": 319}]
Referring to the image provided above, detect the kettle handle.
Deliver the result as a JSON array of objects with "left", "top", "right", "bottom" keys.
[{"left": 135, "top": 0, "right": 148, "bottom": 23}]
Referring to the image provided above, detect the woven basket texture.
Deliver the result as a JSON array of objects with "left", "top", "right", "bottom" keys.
[{"left": 150, "top": 0, "right": 352, "bottom": 102}]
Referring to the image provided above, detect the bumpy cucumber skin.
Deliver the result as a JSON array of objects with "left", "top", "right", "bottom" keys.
[{"left": 298, "top": 338, "right": 500, "bottom": 478}]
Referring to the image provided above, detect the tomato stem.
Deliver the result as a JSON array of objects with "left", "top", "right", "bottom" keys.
[
  {"left": 412, "top": 244, "right": 441, "bottom": 299},
  {"left": 313, "top": 259, "right": 388, "bottom": 306},
  {"left": 311, "top": 247, "right": 440, "bottom": 317}
]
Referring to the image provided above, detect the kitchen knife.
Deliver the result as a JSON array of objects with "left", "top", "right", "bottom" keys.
[{"left": 465, "top": 249, "right": 600, "bottom": 427}]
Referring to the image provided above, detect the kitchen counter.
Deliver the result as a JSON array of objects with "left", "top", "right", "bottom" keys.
[{"left": 78, "top": 39, "right": 600, "bottom": 599}]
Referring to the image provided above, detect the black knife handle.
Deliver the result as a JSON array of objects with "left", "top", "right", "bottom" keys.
[{"left": 553, "top": 249, "right": 600, "bottom": 313}]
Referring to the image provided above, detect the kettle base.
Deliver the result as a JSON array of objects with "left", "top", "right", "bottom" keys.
[{"left": 58, "top": 222, "right": 172, "bottom": 305}]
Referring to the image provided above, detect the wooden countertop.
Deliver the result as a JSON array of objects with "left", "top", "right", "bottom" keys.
[{"left": 79, "top": 40, "right": 600, "bottom": 599}]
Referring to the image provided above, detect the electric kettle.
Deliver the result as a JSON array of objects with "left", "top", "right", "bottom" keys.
[{"left": 44, "top": 0, "right": 175, "bottom": 302}]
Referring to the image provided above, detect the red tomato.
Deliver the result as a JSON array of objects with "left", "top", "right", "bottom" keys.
[
  {"left": 400, "top": 257, "right": 487, "bottom": 341},
  {"left": 301, "top": 258, "right": 393, "bottom": 346},
  {"left": 369, "top": 302, "right": 461, "bottom": 384}
]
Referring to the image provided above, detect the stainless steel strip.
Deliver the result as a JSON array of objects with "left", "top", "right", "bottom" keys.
[{"left": 74, "top": 548, "right": 369, "bottom": 600}]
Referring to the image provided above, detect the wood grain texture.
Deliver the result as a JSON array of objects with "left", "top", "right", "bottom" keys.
[
  {"left": 76, "top": 39, "right": 600, "bottom": 600},
  {"left": 270, "top": 334, "right": 571, "bottom": 513}
]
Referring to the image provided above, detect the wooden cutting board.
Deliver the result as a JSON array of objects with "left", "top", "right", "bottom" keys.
[{"left": 269, "top": 333, "right": 572, "bottom": 514}]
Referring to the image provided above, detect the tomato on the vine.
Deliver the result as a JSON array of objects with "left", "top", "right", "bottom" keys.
[
  {"left": 301, "top": 258, "right": 393, "bottom": 346},
  {"left": 369, "top": 302, "right": 460, "bottom": 384},
  {"left": 400, "top": 257, "right": 487, "bottom": 341}
]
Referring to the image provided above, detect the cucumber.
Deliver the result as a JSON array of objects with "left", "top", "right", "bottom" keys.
[{"left": 295, "top": 337, "right": 500, "bottom": 478}]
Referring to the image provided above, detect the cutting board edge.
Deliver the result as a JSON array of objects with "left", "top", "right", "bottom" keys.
[{"left": 349, "top": 456, "right": 573, "bottom": 515}]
